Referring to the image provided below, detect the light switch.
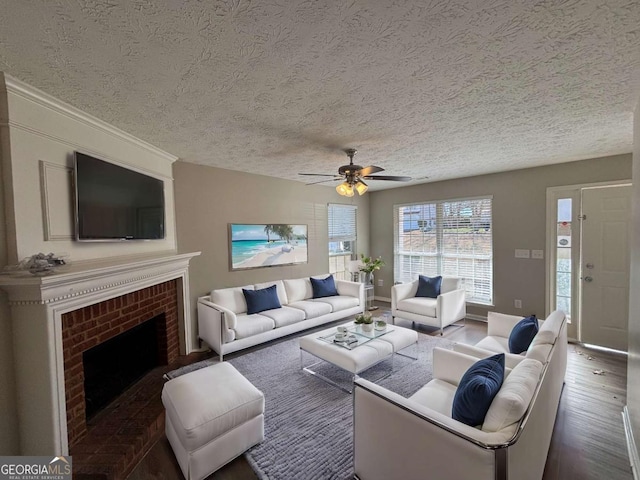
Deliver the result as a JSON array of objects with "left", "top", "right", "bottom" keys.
[
  {"left": 531, "top": 250, "right": 544, "bottom": 259},
  {"left": 515, "top": 249, "right": 530, "bottom": 258}
]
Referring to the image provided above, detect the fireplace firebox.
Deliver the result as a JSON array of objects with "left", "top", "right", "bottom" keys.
[{"left": 83, "top": 313, "right": 164, "bottom": 419}]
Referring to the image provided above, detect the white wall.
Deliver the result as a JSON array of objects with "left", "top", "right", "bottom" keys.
[
  {"left": 626, "top": 97, "right": 640, "bottom": 467},
  {"left": 0, "top": 73, "right": 179, "bottom": 454},
  {"left": 369, "top": 155, "right": 632, "bottom": 321},
  {"left": 173, "top": 161, "right": 370, "bottom": 351},
  {"left": 1, "top": 73, "right": 177, "bottom": 264}
]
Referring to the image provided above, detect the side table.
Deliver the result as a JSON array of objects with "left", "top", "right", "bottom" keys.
[{"left": 365, "top": 284, "right": 378, "bottom": 311}]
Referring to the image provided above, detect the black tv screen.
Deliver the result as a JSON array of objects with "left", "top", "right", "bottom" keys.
[{"left": 74, "top": 152, "right": 165, "bottom": 241}]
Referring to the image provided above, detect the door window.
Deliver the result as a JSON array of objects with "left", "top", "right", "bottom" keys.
[{"left": 556, "top": 198, "right": 572, "bottom": 321}]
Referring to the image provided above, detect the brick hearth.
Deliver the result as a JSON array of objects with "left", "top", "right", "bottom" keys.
[{"left": 61, "top": 280, "right": 180, "bottom": 479}]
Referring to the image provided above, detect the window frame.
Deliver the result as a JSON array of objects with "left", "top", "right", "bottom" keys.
[
  {"left": 328, "top": 203, "right": 357, "bottom": 280},
  {"left": 393, "top": 195, "right": 493, "bottom": 305}
]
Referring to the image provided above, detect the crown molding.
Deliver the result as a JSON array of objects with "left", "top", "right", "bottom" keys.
[{"left": 1, "top": 73, "right": 178, "bottom": 164}]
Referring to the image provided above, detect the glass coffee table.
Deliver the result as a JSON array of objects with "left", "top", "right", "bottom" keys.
[
  {"left": 318, "top": 325, "right": 393, "bottom": 350},
  {"left": 299, "top": 322, "right": 418, "bottom": 393}
]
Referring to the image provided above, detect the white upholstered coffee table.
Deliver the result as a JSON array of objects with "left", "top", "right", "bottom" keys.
[{"left": 299, "top": 321, "right": 418, "bottom": 392}]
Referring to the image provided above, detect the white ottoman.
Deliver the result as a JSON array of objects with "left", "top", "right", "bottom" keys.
[
  {"left": 299, "top": 322, "right": 419, "bottom": 392},
  {"left": 162, "top": 362, "right": 264, "bottom": 480}
]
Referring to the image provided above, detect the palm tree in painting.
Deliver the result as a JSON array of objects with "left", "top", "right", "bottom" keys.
[
  {"left": 264, "top": 224, "right": 277, "bottom": 243},
  {"left": 274, "top": 224, "right": 294, "bottom": 243}
]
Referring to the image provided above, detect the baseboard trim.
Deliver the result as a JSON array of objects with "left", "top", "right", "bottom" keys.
[
  {"left": 623, "top": 405, "right": 640, "bottom": 480},
  {"left": 374, "top": 296, "right": 391, "bottom": 303},
  {"left": 466, "top": 313, "right": 487, "bottom": 322}
]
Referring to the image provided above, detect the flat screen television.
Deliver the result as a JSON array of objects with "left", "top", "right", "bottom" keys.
[{"left": 74, "top": 152, "right": 165, "bottom": 241}]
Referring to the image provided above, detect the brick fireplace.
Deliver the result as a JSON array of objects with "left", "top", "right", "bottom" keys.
[
  {"left": 0, "top": 252, "right": 200, "bottom": 456},
  {"left": 62, "top": 280, "right": 180, "bottom": 447}
]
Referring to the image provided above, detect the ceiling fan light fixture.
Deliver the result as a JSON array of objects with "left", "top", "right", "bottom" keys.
[
  {"left": 344, "top": 184, "right": 355, "bottom": 197},
  {"left": 354, "top": 180, "right": 368, "bottom": 195},
  {"left": 336, "top": 182, "right": 353, "bottom": 197}
]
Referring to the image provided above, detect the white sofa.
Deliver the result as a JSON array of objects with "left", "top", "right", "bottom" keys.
[
  {"left": 353, "top": 310, "right": 567, "bottom": 480},
  {"left": 198, "top": 275, "right": 365, "bottom": 360},
  {"left": 391, "top": 276, "right": 466, "bottom": 335},
  {"left": 454, "top": 310, "right": 567, "bottom": 370}
]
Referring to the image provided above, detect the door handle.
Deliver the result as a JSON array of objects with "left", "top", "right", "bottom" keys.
[{"left": 583, "top": 276, "right": 593, "bottom": 282}]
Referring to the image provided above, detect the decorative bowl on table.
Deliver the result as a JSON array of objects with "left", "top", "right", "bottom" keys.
[{"left": 375, "top": 320, "right": 387, "bottom": 331}]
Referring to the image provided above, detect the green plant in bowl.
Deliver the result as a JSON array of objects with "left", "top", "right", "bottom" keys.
[
  {"left": 354, "top": 312, "right": 373, "bottom": 324},
  {"left": 375, "top": 319, "right": 387, "bottom": 331}
]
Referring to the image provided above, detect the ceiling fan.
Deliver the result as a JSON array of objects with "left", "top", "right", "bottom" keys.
[{"left": 298, "top": 149, "right": 412, "bottom": 196}]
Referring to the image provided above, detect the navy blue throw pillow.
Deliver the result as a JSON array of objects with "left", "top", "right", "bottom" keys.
[
  {"left": 508, "top": 315, "right": 539, "bottom": 354},
  {"left": 452, "top": 353, "right": 505, "bottom": 427},
  {"left": 416, "top": 275, "right": 442, "bottom": 298},
  {"left": 243, "top": 285, "right": 281, "bottom": 315},
  {"left": 310, "top": 275, "right": 338, "bottom": 298}
]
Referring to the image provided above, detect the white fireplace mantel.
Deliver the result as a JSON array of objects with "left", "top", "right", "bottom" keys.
[{"left": 0, "top": 251, "right": 200, "bottom": 455}]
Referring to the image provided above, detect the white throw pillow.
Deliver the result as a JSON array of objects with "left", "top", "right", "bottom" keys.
[
  {"left": 211, "top": 285, "right": 254, "bottom": 314},
  {"left": 284, "top": 278, "right": 314, "bottom": 303},
  {"left": 482, "top": 358, "right": 543, "bottom": 432}
]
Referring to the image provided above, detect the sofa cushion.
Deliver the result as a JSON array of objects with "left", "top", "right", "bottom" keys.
[
  {"left": 483, "top": 358, "right": 542, "bottom": 432},
  {"left": 255, "top": 280, "right": 289, "bottom": 306},
  {"left": 530, "top": 330, "right": 556, "bottom": 346},
  {"left": 397, "top": 297, "right": 437, "bottom": 317},
  {"left": 416, "top": 275, "right": 442, "bottom": 298},
  {"left": 283, "top": 278, "right": 314, "bottom": 303},
  {"left": 508, "top": 315, "right": 539, "bottom": 354},
  {"left": 260, "top": 305, "right": 306, "bottom": 328},
  {"left": 288, "top": 300, "right": 332, "bottom": 319},
  {"left": 409, "top": 379, "right": 457, "bottom": 416},
  {"left": 243, "top": 285, "right": 281, "bottom": 315},
  {"left": 452, "top": 353, "right": 505, "bottom": 427},
  {"left": 311, "top": 274, "right": 339, "bottom": 298},
  {"left": 526, "top": 343, "right": 552, "bottom": 364},
  {"left": 313, "top": 295, "right": 359, "bottom": 312},
  {"left": 475, "top": 335, "right": 510, "bottom": 354},
  {"left": 539, "top": 310, "right": 565, "bottom": 338},
  {"left": 233, "top": 314, "right": 275, "bottom": 339},
  {"left": 211, "top": 285, "right": 254, "bottom": 314}
]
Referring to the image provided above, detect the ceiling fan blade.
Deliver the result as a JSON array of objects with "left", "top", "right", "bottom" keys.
[
  {"left": 357, "top": 165, "right": 384, "bottom": 176},
  {"left": 298, "top": 173, "right": 338, "bottom": 177},
  {"left": 363, "top": 175, "right": 412, "bottom": 182},
  {"left": 305, "top": 178, "right": 342, "bottom": 185}
]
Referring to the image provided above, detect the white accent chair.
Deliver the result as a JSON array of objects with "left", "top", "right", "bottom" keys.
[{"left": 391, "top": 276, "right": 466, "bottom": 335}]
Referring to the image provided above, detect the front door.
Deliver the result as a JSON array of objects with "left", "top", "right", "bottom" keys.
[{"left": 580, "top": 185, "right": 632, "bottom": 351}]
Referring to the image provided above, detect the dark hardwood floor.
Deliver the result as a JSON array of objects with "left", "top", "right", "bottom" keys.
[{"left": 127, "top": 307, "right": 633, "bottom": 480}]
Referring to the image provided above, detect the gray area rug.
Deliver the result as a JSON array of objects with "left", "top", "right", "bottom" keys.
[{"left": 166, "top": 333, "right": 453, "bottom": 480}]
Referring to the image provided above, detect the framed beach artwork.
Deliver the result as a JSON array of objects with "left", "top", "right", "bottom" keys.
[{"left": 229, "top": 224, "right": 308, "bottom": 271}]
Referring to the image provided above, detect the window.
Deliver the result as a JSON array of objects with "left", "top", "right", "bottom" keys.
[
  {"left": 394, "top": 197, "right": 493, "bottom": 304},
  {"left": 328, "top": 204, "right": 357, "bottom": 280},
  {"left": 555, "top": 198, "right": 572, "bottom": 321}
]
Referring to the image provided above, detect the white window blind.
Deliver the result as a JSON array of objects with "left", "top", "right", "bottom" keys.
[
  {"left": 394, "top": 197, "right": 493, "bottom": 304},
  {"left": 328, "top": 204, "right": 357, "bottom": 280},
  {"left": 328, "top": 204, "right": 357, "bottom": 243}
]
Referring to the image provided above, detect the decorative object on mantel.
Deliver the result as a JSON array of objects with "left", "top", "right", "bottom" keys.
[
  {"left": 4, "top": 252, "right": 69, "bottom": 276},
  {"left": 359, "top": 254, "right": 385, "bottom": 285}
]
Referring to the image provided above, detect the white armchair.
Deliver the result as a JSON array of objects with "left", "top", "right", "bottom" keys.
[{"left": 391, "top": 276, "right": 466, "bottom": 335}]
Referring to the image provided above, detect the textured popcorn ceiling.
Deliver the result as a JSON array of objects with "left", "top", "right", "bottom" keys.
[{"left": 1, "top": 0, "right": 640, "bottom": 190}]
